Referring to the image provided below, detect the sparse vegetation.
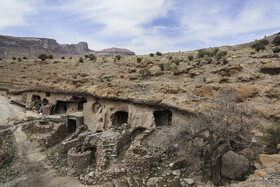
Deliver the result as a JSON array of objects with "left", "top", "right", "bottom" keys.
[
  {"left": 265, "top": 122, "right": 280, "bottom": 152},
  {"left": 165, "top": 63, "right": 173, "bottom": 71},
  {"left": 0, "top": 58, "right": 2, "bottom": 61},
  {"left": 272, "top": 36, "right": 280, "bottom": 46},
  {"left": 149, "top": 53, "right": 154, "bottom": 57},
  {"left": 88, "top": 54, "right": 97, "bottom": 61},
  {"left": 61, "top": 56, "right": 65, "bottom": 59},
  {"left": 174, "top": 59, "right": 180, "bottom": 65},
  {"left": 38, "top": 54, "right": 48, "bottom": 61},
  {"left": 23, "top": 56, "right": 28, "bottom": 60},
  {"left": 156, "top": 51, "right": 162, "bottom": 56},
  {"left": 48, "top": 54, "right": 53, "bottom": 59},
  {"left": 115, "top": 55, "right": 121, "bottom": 60},
  {"left": 12, "top": 57, "right": 16, "bottom": 60},
  {"left": 158, "top": 63, "right": 165, "bottom": 71},
  {"left": 216, "top": 50, "right": 228, "bottom": 60},
  {"left": 85, "top": 55, "right": 88, "bottom": 58},
  {"left": 188, "top": 55, "right": 194, "bottom": 61},
  {"left": 251, "top": 42, "right": 266, "bottom": 52},
  {"left": 69, "top": 57, "right": 72, "bottom": 59},
  {"left": 259, "top": 39, "right": 270, "bottom": 46},
  {"left": 168, "top": 56, "right": 173, "bottom": 60},
  {"left": 17, "top": 58, "right": 21, "bottom": 62},
  {"left": 136, "top": 57, "right": 143, "bottom": 63},
  {"left": 79, "top": 57, "right": 84, "bottom": 63},
  {"left": 139, "top": 68, "right": 151, "bottom": 77}
]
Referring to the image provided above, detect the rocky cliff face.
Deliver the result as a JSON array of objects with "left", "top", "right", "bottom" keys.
[{"left": 0, "top": 35, "right": 135, "bottom": 58}]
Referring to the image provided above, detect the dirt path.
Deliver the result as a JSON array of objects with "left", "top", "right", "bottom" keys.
[{"left": 0, "top": 96, "right": 85, "bottom": 187}]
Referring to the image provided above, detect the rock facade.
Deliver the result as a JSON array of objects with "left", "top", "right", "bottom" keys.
[{"left": 0, "top": 35, "right": 135, "bottom": 58}]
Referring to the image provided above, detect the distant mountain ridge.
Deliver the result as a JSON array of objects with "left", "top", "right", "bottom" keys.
[{"left": 0, "top": 35, "right": 135, "bottom": 58}]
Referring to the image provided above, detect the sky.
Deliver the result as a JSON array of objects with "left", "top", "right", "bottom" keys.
[{"left": 0, "top": 0, "right": 280, "bottom": 55}]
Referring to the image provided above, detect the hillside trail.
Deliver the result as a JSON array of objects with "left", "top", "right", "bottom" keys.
[{"left": 0, "top": 95, "right": 85, "bottom": 187}]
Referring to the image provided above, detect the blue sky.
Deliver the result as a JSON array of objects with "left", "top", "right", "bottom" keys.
[{"left": 1, "top": 0, "right": 280, "bottom": 54}]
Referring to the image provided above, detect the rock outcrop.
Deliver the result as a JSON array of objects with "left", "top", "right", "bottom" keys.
[{"left": 0, "top": 35, "right": 135, "bottom": 58}]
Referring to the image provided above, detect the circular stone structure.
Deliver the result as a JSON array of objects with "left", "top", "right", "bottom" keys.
[{"left": 67, "top": 149, "right": 92, "bottom": 171}]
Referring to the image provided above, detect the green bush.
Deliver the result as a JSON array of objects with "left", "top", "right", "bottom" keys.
[
  {"left": 216, "top": 50, "right": 228, "bottom": 60},
  {"left": 0, "top": 58, "right": 2, "bottom": 61},
  {"left": 197, "top": 49, "right": 206, "bottom": 58},
  {"left": 88, "top": 54, "right": 97, "bottom": 61},
  {"left": 38, "top": 54, "right": 48, "bottom": 61},
  {"left": 48, "top": 54, "right": 53, "bottom": 59},
  {"left": 158, "top": 63, "right": 165, "bottom": 71},
  {"left": 17, "top": 57, "right": 22, "bottom": 62},
  {"left": 139, "top": 68, "right": 151, "bottom": 77},
  {"left": 213, "top": 48, "right": 219, "bottom": 55},
  {"left": 188, "top": 55, "right": 194, "bottom": 61},
  {"left": 259, "top": 39, "right": 270, "bottom": 46},
  {"left": 85, "top": 55, "right": 88, "bottom": 58},
  {"left": 115, "top": 55, "right": 121, "bottom": 60},
  {"left": 265, "top": 122, "right": 280, "bottom": 151},
  {"left": 69, "top": 57, "right": 72, "bottom": 59},
  {"left": 61, "top": 56, "right": 65, "bottom": 59},
  {"left": 149, "top": 53, "right": 154, "bottom": 57},
  {"left": 136, "top": 57, "right": 143, "bottom": 63},
  {"left": 251, "top": 42, "right": 265, "bottom": 52},
  {"left": 165, "top": 63, "right": 173, "bottom": 71},
  {"left": 79, "top": 57, "right": 84, "bottom": 63},
  {"left": 273, "top": 36, "right": 280, "bottom": 46},
  {"left": 156, "top": 51, "right": 162, "bottom": 56},
  {"left": 174, "top": 59, "right": 180, "bottom": 65},
  {"left": 168, "top": 56, "right": 173, "bottom": 60},
  {"left": 23, "top": 56, "right": 28, "bottom": 60},
  {"left": 12, "top": 57, "right": 16, "bottom": 60}
]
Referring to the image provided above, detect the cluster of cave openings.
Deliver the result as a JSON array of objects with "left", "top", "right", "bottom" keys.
[
  {"left": 32, "top": 95, "right": 41, "bottom": 111},
  {"left": 153, "top": 110, "right": 172, "bottom": 126},
  {"left": 112, "top": 111, "right": 128, "bottom": 126},
  {"left": 68, "top": 119, "right": 77, "bottom": 133}
]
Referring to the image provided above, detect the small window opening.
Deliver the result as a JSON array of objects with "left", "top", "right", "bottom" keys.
[
  {"left": 112, "top": 111, "right": 128, "bottom": 126},
  {"left": 153, "top": 110, "right": 172, "bottom": 126},
  {"left": 68, "top": 119, "right": 77, "bottom": 133}
]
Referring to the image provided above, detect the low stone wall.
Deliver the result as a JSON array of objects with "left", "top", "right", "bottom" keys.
[{"left": 67, "top": 149, "right": 92, "bottom": 171}]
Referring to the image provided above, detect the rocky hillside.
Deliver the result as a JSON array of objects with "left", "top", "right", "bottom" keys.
[{"left": 0, "top": 35, "right": 135, "bottom": 58}]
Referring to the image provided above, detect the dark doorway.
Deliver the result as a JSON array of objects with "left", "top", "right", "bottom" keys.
[
  {"left": 78, "top": 98, "right": 87, "bottom": 111},
  {"left": 32, "top": 95, "right": 41, "bottom": 111},
  {"left": 68, "top": 119, "right": 77, "bottom": 133},
  {"left": 45, "top": 92, "right": 50, "bottom": 97},
  {"left": 112, "top": 111, "right": 128, "bottom": 126},
  {"left": 55, "top": 101, "right": 68, "bottom": 114},
  {"left": 42, "top": 98, "right": 49, "bottom": 106},
  {"left": 154, "top": 110, "right": 172, "bottom": 126}
]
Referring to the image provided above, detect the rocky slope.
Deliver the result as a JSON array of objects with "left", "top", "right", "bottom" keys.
[{"left": 0, "top": 35, "right": 135, "bottom": 58}]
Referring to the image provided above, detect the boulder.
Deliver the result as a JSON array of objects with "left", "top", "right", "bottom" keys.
[
  {"left": 147, "top": 177, "right": 160, "bottom": 186},
  {"left": 234, "top": 84, "right": 257, "bottom": 101},
  {"left": 221, "top": 151, "right": 249, "bottom": 179},
  {"left": 196, "top": 85, "right": 213, "bottom": 98},
  {"left": 259, "top": 63, "right": 280, "bottom": 75},
  {"left": 258, "top": 154, "right": 280, "bottom": 168}
]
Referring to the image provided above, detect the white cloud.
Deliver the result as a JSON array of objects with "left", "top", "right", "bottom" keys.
[{"left": 0, "top": 0, "right": 40, "bottom": 31}]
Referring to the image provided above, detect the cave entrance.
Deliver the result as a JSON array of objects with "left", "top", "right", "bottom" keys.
[
  {"left": 55, "top": 101, "right": 68, "bottom": 114},
  {"left": 112, "top": 111, "right": 128, "bottom": 126},
  {"left": 68, "top": 119, "right": 77, "bottom": 133},
  {"left": 42, "top": 98, "right": 49, "bottom": 106},
  {"left": 32, "top": 95, "right": 41, "bottom": 111},
  {"left": 78, "top": 98, "right": 87, "bottom": 111},
  {"left": 131, "top": 127, "right": 146, "bottom": 140},
  {"left": 154, "top": 110, "right": 172, "bottom": 126}
]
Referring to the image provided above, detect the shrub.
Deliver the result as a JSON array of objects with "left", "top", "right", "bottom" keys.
[
  {"left": 216, "top": 50, "right": 228, "bottom": 60},
  {"left": 139, "top": 68, "right": 151, "bottom": 77},
  {"left": 156, "top": 51, "right": 162, "bottom": 56},
  {"left": 251, "top": 42, "right": 265, "bottom": 52},
  {"left": 197, "top": 49, "right": 206, "bottom": 58},
  {"left": 23, "top": 56, "right": 28, "bottom": 60},
  {"left": 85, "top": 55, "right": 88, "bottom": 58},
  {"left": 165, "top": 63, "right": 173, "bottom": 71},
  {"left": 69, "top": 57, "right": 72, "bottom": 59},
  {"left": 213, "top": 48, "right": 219, "bottom": 55},
  {"left": 136, "top": 57, "right": 143, "bottom": 63},
  {"left": 273, "top": 36, "right": 280, "bottom": 46},
  {"left": 149, "top": 53, "right": 154, "bottom": 57},
  {"left": 174, "top": 59, "right": 180, "bottom": 65},
  {"left": 48, "top": 54, "right": 53, "bottom": 59},
  {"left": 0, "top": 58, "right": 2, "bottom": 61},
  {"left": 17, "top": 57, "right": 22, "bottom": 62},
  {"left": 61, "top": 56, "right": 65, "bottom": 59},
  {"left": 38, "top": 54, "right": 48, "bottom": 61},
  {"left": 272, "top": 47, "right": 280, "bottom": 53},
  {"left": 79, "top": 57, "right": 84, "bottom": 63},
  {"left": 168, "top": 56, "right": 173, "bottom": 60},
  {"left": 12, "top": 57, "right": 16, "bottom": 60},
  {"left": 158, "top": 63, "right": 165, "bottom": 71},
  {"left": 115, "top": 55, "right": 121, "bottom": 60},
  {"left": 265, "top": 122, "right": 280, "bottom": 151},
  {"left": 188, "top": 55, "right": 194, "bottom": 61},
  {"left": 88, "top": 54, "right": 97, "bottom": 61},
  {"left": 259, "top": 39, "right": 270, "bottom": 46}
]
